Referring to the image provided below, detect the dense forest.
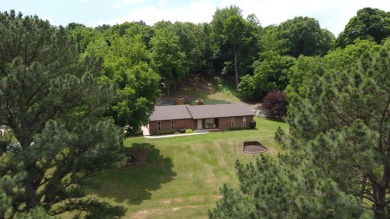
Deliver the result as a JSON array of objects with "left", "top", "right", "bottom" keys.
[
  {"left": 70, "top": 6, "right": 390, "bottom": 126},
  {"left": 1, "top": 5, "right": 390, "bottom": 218}
]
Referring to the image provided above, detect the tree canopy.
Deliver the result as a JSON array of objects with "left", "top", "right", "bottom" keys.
[
  {"left": 84, "top": 31, "right": 160, "bottom": 133},
  {"left": 210, "top": 43, "right": 390, "bottom": 218},
  {"left": 262, "top": 91, "right": 288, "bottom": 118},
  {"left": 239, "top": 51, "right": 295, "bottom": 98},
  {"left": 150, "top": 27, "right": 187, "bottom": 95},
  {"left": 211, "top": 5, "right": 261, "bottom": 88},
  {"left": 336, "top": 7, "right": 390, "bottom": 48},
  {"left": 0, "top": 10, "right": 125, "bottom": 218},
  {"left": 277, "top": 16, "right": 335, "bottom": 57},
  {"left": 2, "top": 5, "right": 390, "bottom": 218}
]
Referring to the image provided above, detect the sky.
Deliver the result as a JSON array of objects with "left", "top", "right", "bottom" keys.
[{"left": 1, "top": 0, "right": 390, "bottom": 37}]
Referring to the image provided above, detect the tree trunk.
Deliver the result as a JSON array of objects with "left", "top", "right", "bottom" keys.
[
  {"left": 24, "top": 167, "right": 38, "bottom": 210},
  {"left": 360, "top": 176, "right": 367, "bottom": 202},
  {"left": 234, "top": 51, "right": 239, "bottom": 89},
  {"left": 372, "top": 182, "right": 386, "bottom": 218}
]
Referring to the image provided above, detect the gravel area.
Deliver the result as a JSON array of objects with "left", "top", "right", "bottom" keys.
[{"left": 243, "top": 141, "right": 268, "bottom": 154}]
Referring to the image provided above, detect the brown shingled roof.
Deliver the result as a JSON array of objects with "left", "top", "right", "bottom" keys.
[
  {"left": 150, "top": 103, "right": 254, "bottom": 121},
  {"left": 187, "top": 103, "right": 253, "bottom": 119},
  {"left": 149, "top": 105, "right": 192, "bottom": 121}
]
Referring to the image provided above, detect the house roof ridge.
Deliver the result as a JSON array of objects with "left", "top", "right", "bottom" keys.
[
  {"left": 150, "top": 104, "right": 193, "bottom": 121},
  {"left": 185, "top": 105, "right": 194, "bottom": 119},
  {"left": 150, "top": 102, "right": 253, "bottom": 121},
  {"left": 186, "top": 102, "right": 253, "bottom": 119}
]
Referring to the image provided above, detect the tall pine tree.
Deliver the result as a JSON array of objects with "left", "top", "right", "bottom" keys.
[
  {"left": 0, "top": 11, "right": 125, "bottom": 218},
  {"left": 210, "top": 43, "right": 390, "bottom": 218}
]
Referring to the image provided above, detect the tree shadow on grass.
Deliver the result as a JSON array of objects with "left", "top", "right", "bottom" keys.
[
  {"left": 265, "top": 117, "right": 287, "bottom": 124},
  {"left": 88, "top": 143, "right": 176, "bottom": 205}
]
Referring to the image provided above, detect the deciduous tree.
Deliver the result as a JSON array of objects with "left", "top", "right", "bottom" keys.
[
  {"left": 239, "top": 51, "right": 295, "bottom": 99},
  {"left": 211, "top": 6, "right": 261, "bottom": 88},
  {"left": 285, "top": 55, "right": 325, "bottom": 101},
  {"left": 336, "top": 7, "right": 390, "bottom": 48},
  {"left": 260, "top": 25, "right": 284, "bottom": 54},
  {"left": 85, "top": 33, "right": 160, "bottom": 134},
  {"left": 285, "top": 40, "right": 380, "bottom": 103},
  {"left": 170, "top": 22, "right": 205, "bottom": 75},
  {"left": 278, "top": 16, "right": 334, "bottom": 57},
  {"left": 150, "top": 27, "right": 187, "bottom": 96},
  {"left": 262, "top": 91, "right": 287, "bottom": 118},
  {"left": 67, "top": 23, "right": 100, "bottom": 53}
]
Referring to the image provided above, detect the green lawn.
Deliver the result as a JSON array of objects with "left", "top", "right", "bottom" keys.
[{"left": 87, "top": 117, "right": 288, "bottom": 219}]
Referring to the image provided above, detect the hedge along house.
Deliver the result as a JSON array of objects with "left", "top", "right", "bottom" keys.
[{"left": 148, "top": 101, "right": 254, "bottom": 135}]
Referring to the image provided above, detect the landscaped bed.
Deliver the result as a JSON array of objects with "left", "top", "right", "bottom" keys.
[{"left": 243, "top": 141, "right": 268, "bottom": 154}]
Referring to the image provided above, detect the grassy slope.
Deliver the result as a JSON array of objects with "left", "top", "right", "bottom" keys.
[
  {"left": 87, "top": 118, "right": 288, "bottom": 219},
  {"left": 162, "top": 76, "right": 242, "bottom": 105}
]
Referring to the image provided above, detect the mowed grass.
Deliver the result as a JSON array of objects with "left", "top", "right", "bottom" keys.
[{"left": 87, "top": 118, "right": 288, "bottom": 219}]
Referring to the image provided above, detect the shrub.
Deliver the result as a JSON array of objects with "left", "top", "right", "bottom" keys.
[
  {"left": 228, "top": 127, "right": 251, "bottom": 131},
  {"left": 262, "top": 91, "right": 287, "bottom": 118},
  {"left": 125, "top": 130, "right": 143, "bottom": 137},
  {"left": 155, "top": 130, "right": 176, "bottom": 135},
  {"left": 238, "top": 74, "right": 256, "bottom": 98},
  {"left": 185, "top": 129, "right": 193, "bottom": 134},
  {"left": 249, "top": 120, "right": 256, "bottom": 129}
]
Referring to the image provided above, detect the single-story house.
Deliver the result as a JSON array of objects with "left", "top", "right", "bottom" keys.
[{"left": 148, "top": 101, "right": 254, "bottom": 135}]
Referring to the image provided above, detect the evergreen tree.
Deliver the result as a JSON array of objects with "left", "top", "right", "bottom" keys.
[
  {"left": 0, "top": 11, "right": 125, "bottom": 218},
  {"left": 211, "top": 43, "right": 390, "bottom": 218},
  {"left": 291, "top": 47, "right": 390, "bottom": 218}
]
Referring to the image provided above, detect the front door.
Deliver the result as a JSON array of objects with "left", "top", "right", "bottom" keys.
[{"left": 197, "top": 119, "right": 202, "bottom": 129}]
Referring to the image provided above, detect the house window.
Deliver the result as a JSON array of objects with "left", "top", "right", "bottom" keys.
[
  {"left": 231, "top": 117, "right": 235, "bottom": 127},
  {"left": 171, "top": 120, "right": 175, "bottom": 130},
  {"left": 243, "top": 117, "right": 247, "bottom": 126},
  {"left": 205, "top": 118, "right": 216, "bottom": 129},
  {"left": 157, "top": 121, "right": 161, "bottom": 131}
]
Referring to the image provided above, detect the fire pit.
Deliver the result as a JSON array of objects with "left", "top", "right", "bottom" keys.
[{"left": 243, "top": 141, "right": 267, "bottom": 154}]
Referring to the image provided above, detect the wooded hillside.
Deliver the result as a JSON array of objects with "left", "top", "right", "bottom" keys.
[{"left": 1, "top": 6, "right": 390, "bottom": 218}]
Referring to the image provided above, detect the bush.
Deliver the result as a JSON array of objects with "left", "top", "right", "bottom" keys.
[
  {"left": 125, "top": 130, "right": 143, "bottom": 137},
  {"left": 155, "top": 130, "right": 176, "bottom": 135},
  {"left": 262, "top": 91, "right": 287, "bottom": 118},
  {"left": 238, "top": 74, "right": 256, "bottom": 98},
  {"left": 185, "top": 129, "right": 193, "bottom": 134},
  {"left": 249, "top": 120, "right": 256, "bottom": 129},
  {"left": 228, "top": 127, "right": 251, "bottom": 131}
]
